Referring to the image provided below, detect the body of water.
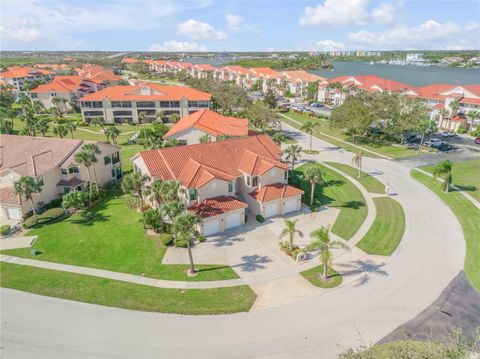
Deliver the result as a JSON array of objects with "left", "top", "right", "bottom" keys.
[{"left": 180, "top": 58, "right": 480, "bottom": 87}]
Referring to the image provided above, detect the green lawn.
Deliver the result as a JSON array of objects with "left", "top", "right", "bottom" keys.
[
  {"left": 119, "top": 142, "right": 144, "bottom": 172},
  {"left": 2, "top": 191, "right": 239, "bottom": 282},
  {"left": 356, "top": 197, "right": 405, "bottom": 256},
  {"left": 412, "top": 170, "right": 480, "bottom": 291},
  {"left": 301, "top": 266, "right": 342, "bottom": 288},
  {"left": 422, "top": 159, "right": 480, "bottom": 202},
  {"left": 280, "top": 111, "right": 421, "bottom": 159},
  {"left": 294, "top": 163, "right": 368, "bottom": 240},
  {"left": 325, "top": 162, "right": 385, "bottom": 194},
  {"left": 1, "top": 262, "right": 256, "bottom": 315}
]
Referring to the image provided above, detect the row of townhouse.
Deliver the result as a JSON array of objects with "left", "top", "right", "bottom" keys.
[
  {"left": 317, "top": 75, "right": 480, "bottom": 130},
  {"left": 141, "top": 59, "right": 326, "bottom": 99},
  {"left": 0, "top": 67, "right": 54, "bottom": 92},
  {"left": 0, "top": 135, "right": 122, "bottom": 224},
  {"left": 132, "top": 134, "right": 304, "bottom": 236}
]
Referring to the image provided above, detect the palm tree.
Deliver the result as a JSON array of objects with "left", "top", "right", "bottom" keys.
[
  {"left": 74, "top": 150, "right": 94, "bottom": 206},
  {"left": 417, "top": 119, "right": 436, "bottom": 154},
  {"left": 303, "top": 165, "right": 324, "bottom": 208},
  {"left": 174, "top": 211, "right": 202, "bottom": 275},
  {"left": 170, "top": 113, "right": 180, "bottom": 124},
  {"left": 279, "top": 219, "right": 304, "bottom": 252},
  {"left": 439, "top": 108, "right": 449, "bottom": 129},
  {"left": 109, "top": 125, "right": 121, "bottom": 145},
  {"left": 121, "top": 172, "right": 151, "bottom": 211},
  {"left": 91, "top": 117, "right": 106, "bottom": 132},
  {"left": 284, "top": 144, "right": 302, "bottom": 178},
  {"left": 199, "top": 134, "right": 212, "bottom": 143},
  {"left": 160, "top": 180, "right": 185, "bottom": 202},
  {"left": 13, "top": 176, "right": 43, "bottom": 223},
  {"left": 144, "top": 179, "right": 164, "bottom": 208},
  {"left": 65, "top": 121, "right": 77, "bottom": 139},
  {"left": 51, "top": 97, "right": 67, "bottom": 117},
  {"left": 467, "top": 111, "right": 480, "bottom": 132},
  {"left": 161, "top": 200, "right": 184, "bottom": 243},
  {"left": 53, "top": 124, "right": 68, "bottom": 138},
  {"left": 103, "top": 127, "right": 112, "bottom": 143},
  {"left": 433, "top": 159, "right": 453, "bottom": 193},
  {"left": 138, "top": 111, "right": 148, "bottom": 144},
  {"left": 307, "top": 227, "right": 349, "bottom": 280},
  {"left": 352, "top": 150, "right": 363, "bottom": 178},
  {"left": 449, "top": 100, "right": 459, "bottom": 117},
  {"left": 271, "top": 132, "right": 287, "bottom": 146},
  {"left": 36, "top": 119, "right": 49, "bottom": 136},
  {"left": 82, "top": 143, "right": 101, "bottom": 191},
  {"left": 300, "top": 120, "right": 317, "bottom": 152},
  {"left": 155, "top": 111, "right": 165, "bottom": 123},
  {"left": 31, "top": 100, "right": 46, "bottom": 114}
]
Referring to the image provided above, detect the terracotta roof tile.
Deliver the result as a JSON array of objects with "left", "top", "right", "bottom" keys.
[
  {"left": 77, "top": 64, "right": 120, "bottom": 84},
  {"left": 30, "top": 76, "right": 82, "bottom": 93},
  {"left": 249, "top": 183, "right": 304, "bottom": 202},
  {"left": 188, "top": 196, "right": 247, "bottom": 218},
  {"left": 1, "top": 187, "right": 21, "bottom": 205},
  {"left": 0, "top": 67, "right": 53, "bottom": 79},
  {"left": 56, "top": 177, "right": 85, "bottom": 187}
]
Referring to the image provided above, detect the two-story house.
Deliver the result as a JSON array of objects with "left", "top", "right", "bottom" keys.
[
  {"left": 79, "top": 83, "right": 212, "bottom": 123},
  {"left": 163, "top": 109, "right": 249, "bottom": 145},
  {"left": 132, "top": 135, "right": 303, "bottom": 236},
  {"left": 0, "top": 135, "right": 121, "bottom": 224}
]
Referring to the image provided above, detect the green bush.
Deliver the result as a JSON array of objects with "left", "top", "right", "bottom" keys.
[
  {"left": 470, "top": 127, "right": 480, "bottom": 137},
  {"left": 457, "top": 125, "right": 466, "bottom": 134},
  {"left": 159, "top": 233, "right": 174, "bottom": 246},
  {"left": 24, "top": 208, "right": 65, "bottom": 228},
  {"left": 256, "top": 215, "right": 265, "bottom": 223},
  {"left": 56, "top": 118, "right": 67, "bottom": 124},
  {"left": 175, "top": 239, "right": 188, "bottom": 248},
  {"left": 1, "top": 225, "right": 11, "bottom": 236},
  {"left": 198, "top": 235, "right": 206, "bottom": 242}
]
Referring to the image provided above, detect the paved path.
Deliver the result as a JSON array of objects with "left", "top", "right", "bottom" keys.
[
  {"left": 0, "top": 122, "right": 467, "bottom": 359},
  {"left": 0, "top": 236, "right": 36, "bottom": 250}
]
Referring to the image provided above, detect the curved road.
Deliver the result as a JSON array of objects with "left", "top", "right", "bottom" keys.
[{"left": 1, "top": 125, "right": 466, "bottom": 359}]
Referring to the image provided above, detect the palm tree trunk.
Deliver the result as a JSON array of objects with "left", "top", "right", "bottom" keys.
[
  {"left": 323, "top": 262, "right": 328, "bottom": 280},
  {"left": 86, "top": 167, "right": 93, "bottom": 206},
  {"left": 29, "top": 198, "right": 38, "bottom": 222},
  {"left": 310, "top": 181, "right": 315, "bottom": 208},
  {"left": 289, "top": 232, "right": 293, "bottom": 252},
  {"left": 91, "top": 165, "right": 99, "bottom": 191},
  {"left": 187, "top": 239, "right": 196, "bottom": 275},
  {"left": 418, "top": 133, "right": 425, "bottom": 154}
]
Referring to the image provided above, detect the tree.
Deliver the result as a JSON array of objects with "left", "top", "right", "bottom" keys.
[
  {"left": 82, "top": 143, "right": 101, "bottom": 190},
  {"left": 199, "top": 134, "right": 212, "bottom": 143},
  {"left": 161, "top": 200, "right": 184, "bottom": 243},
  {"left": 279, "top": 219, "right": 304, "bottom": 252},
  {"left": 105, "top": 125, "right": 121, "bottom": 145},
  {"left": 449, "top": 100, "right": 459, "bottom": 117},
  {"left": 284, "top": 144, "right": 302, "bottom": 178},
  {"left": 13, "top": 176, "right": 43, "bottom": 223},
  {"left": 303, "top": 166, "right": 324, "bottom": 208},
  {"left": 53, "top": 124, "right": 68, "bottom": 138},
  {"left": 352, "top": 150, "right": 363, "bottom": 178},
  {"left": 264, "top": 88, "right": 277, "bottom": 108},
  {"left": 74, "top": 150, "right": 95, "bottom": 206},
  {"left": 51, "top": 97, "right": 68, "bottom": 117},
  {"left": 433, "top": 159, "right": 453, "bottom": 193},
  {"left": 417, "top": 118, "right": 437, "bottom": 153},
  {"left": 62, "top": 191, "right": 88, "bottom": 212},
  {"left": 65, "top": 121, "right": 77, "bottom": 139},
  {"left": 141, "top": 208, "right": 163, "bottom": 233},
  {"left": 159, "top": 180, "right": 184, "bottom": 202},
  {"left": 174, "top": 211, "right": 202, "bottom": 275},
  {"left": 91, "top": 117, "right": 106, "bottom": 132},
  {"left": 216, "top": 134, "right": 231, "bottom": 141},
  {"left": 31, "top": 100, "right": 46, "bottom": 114},
  {"left": 144, "top": 179, "right": 164, "bottom": 208},
  {"left": 138, "top": 111, "right": 149, "bottom": 145},
  {"left": 466, "top": 111, "right": 480, "bottom": 132},
  {"left": 300, "top": 120, "right": 318, "bottom": 152},
  {"left": 271, "top": 132, "right": 287, "bottom": 146},
  {"left": 36, "top": 118, "right": 50, "bottom": 136},
  {"left": 121, "top": 172, "right": 151, "bottom": 211},
  {"left": 307, "top": 227, "right": 349, "bottom": 280},
  {"left": 0, "top": 86, "right": 15, "bottom": 109},
  {"left": 247, "top": 102, "right": 279, "bottom": 130},
  {"left": 169, "top": 113, "right": 180, "bottom": 124}
]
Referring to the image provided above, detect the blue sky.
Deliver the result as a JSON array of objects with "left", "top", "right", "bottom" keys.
[{"left": 1, "top": 0, "right": 479, "bottom": 51}]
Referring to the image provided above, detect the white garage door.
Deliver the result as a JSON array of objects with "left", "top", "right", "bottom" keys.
[
  {"left": 284, "top": 198, "right": 298, "bottom": 214},
  {"left": 226, "top": 212, "right": 242, "bottom": 229},
  {"left": 264, "top": 203, "right": 278, "bottom": 218},
  {"left": 203, "top": 220, "right": 221, "bottom": 236},
  {"left": 6, "top": 207, "right": 21, "bottom": 220}
]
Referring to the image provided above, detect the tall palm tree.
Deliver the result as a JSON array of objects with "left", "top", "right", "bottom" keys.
[
  {"left": 303, "top": 165, "right": 324, "bottom": 208},
  {"left": 13, "top": 176, "right": 43, "bottom": 223},
  {"left": 300, "top": 120, "right": 317, "bottom": 152},
  {"left": 144, "top": 179, "right": 164, "bottom": 208},
  {"left": 467, "top": 111, "right": 480, "bottom": 132},
  {"left": 74, "top": 150, "right": 94, "bottom": 206},
  {"left": 91, "top": 117, "right": 106, "bottom": 132},
  {"left": 138, "top": 111, "right": 148, "bottom": 144},
  {"left": 109, "top": 125, "right": 121, "bottom": 145},
  {"left": 279, "top": 219, "right": 304, "bottom": 252},
  {"left": 271, "top": 132, "right": 287, "bottom": 146},
  {"left": 433, "top": 159, "right": 453, "bottom": 193},
  {"left": 161, "top": 200, "right": 184, "bottom": 243},
  {"left": 352, "top": 150, "right": 363, "bottom": 178},
  {"left": 417, "top": 118, "right": 436, "bottom": 154},
  {"left": 36, "top": 119, "right": 49, "bottom": 136},
  {"left": 53, "top": 124, "right": 68, "bottom": 138},
  {"left": 174, "top": 211, "right": 202, "bottom": 275},
  {"left": 121, "top": 172, "right": 151, "bottom": 211},
  {"left": 284, "top": 144, "right": 302, "bottom": 178},
  {"left": 82, "top": 143, "right": 101, "bottom": 191},
  {"left": 160, "top": 180, "right": 185, "bottom": 202},
  {"left": 449, "top": 100, "right": 459, "bottom": 117},
  {"left": 65, "top": 121, "right": 77, "bottom": 139},
  {"left": 307, "top": 227, "right": 349, "bottom": 280}
]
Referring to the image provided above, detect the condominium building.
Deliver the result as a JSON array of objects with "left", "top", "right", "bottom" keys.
[{"left": 0, "top": 67, "right": 53, "bottom": 91}]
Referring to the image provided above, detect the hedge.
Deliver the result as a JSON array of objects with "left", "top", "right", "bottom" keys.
[
  {"left": 1, "top": 225, "right": 10, "bottom": 236},
  {"left": 24, "top": 208, "right": 65, "bottom": 228}
]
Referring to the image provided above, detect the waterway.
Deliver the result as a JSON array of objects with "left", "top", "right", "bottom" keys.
[{"left": 182, "top": 58, "right": 480, "bottom": 87}]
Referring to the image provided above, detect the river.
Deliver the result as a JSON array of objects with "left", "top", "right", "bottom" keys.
[{"left": 180, "top": 58, "right": 480, "bottom": 87}]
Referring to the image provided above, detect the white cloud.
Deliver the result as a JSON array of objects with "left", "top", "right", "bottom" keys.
[
  {"left": 226, "top": 14, "right": 244, "bottom": 30},
  {"left": 299, "top": 0, "right": 398, "bottom": 27},
  {"left": 349, "top": 20, "right": 480, "bottom": 49},
  {"left": 178, "top": 19, "right": 227, "bottom": 40},
  {"left": 149, "top": 41, "right": 207, "bottom": 52},
  {"left": 316, "top": 39, "right": 345, "bottom": 51},
  {"left": 0, "top": 26, "right": 45, "bottom": 43}
]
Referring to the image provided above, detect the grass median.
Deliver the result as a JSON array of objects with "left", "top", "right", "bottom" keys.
[
  {"left": 356, "top": 197, "right": 405, "bottom": 256},
  {"left": 325, "top": 162, "right": 385, "bottom": 194},
  {"left": 0, "top": 262, "right": 256, "bottom": 315},
  {"left": 301, "top": 266, "right": 342, "bottom": 288}
]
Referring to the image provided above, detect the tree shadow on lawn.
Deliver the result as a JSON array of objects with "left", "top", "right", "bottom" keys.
[
  {"left": 195, "top": 265, "right": 233, "bottom": 274},
  {"left": 455, "top": 185, "right": 477, "bottom": 192},
  {"left": 335, "top": 260, "right": 389, "bottom": 287},
  {"left": 336, "top": 200, "right": 365, "bottom": 210}
]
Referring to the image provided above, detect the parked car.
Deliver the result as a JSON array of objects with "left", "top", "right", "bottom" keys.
[
  {"left": 475, "top": 137, "right": 480, "bottom": 145},
  {"left": 441, "top": 131, "right": 456, "bottom": 138},
  {"left": 310, "top": 102, "right": 322, "bottom": 108},
  {"left": 437, "top": 143, "right": 455, "bottom": 152},
  {"left": 424, "top": 138, "right": 446, "bottom": 148}
]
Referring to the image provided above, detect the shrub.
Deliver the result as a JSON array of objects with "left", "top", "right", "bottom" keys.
[
  {"left": 457, "top": 125, "right": 466, "bottom": 134},
  {"left": 50, "top": 198, "right": 63, "bottom": 208},
  {"left": 56, "top": 118, "right": 67, "bottom": 124},
  {"left": 470, "top": 127, "right": 480, "bottom": 137},
  {"left": 1, "top": 224, "right": 11, "bottom": 236},
  {"left": 159, "top": 233, "right": 174, "bottom": 246},
  {"left": 175, "top": 239, "right": 188, "bottom": 248},
  {"left": 198, "top": 235, "right": 206, "bottom": 242},
  {"left": 24, "top": 208, "right": 65, "bottom": 228},
  {"left": 256, "top": 214, "right": 265, "bottom": 223},
  {"left": 141, "top": 208, "right": 163, "bottom": 232}
]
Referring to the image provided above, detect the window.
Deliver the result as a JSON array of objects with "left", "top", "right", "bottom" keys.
[
  {"left": 61, "top": 168, "right": 68, "bottom": 175},
  {"left": 36, "top": 176, "right": 44, "bottom": 185},
  {"left": 113, "top": 110, "right": 132, "bottom": 116},
  {"left": 30, "top": 93, "right": 37, "bottom": 99},
  {"left": 189, "top": 188, "right": 198, "bottom": 201},
  {"left": 159, "top": 101, "right": 171, "bottom": 108},
  {"left": 284, "top": 171, "right": 288, "bottom": 181},
  {"left": 111, "top": 168, "right": 115, "bottom": 178},
  {"left": 169, "top": 101, "right": 180, "bottom": 108},
  {"left": 69, "top": 166, "right": 79, "bottom": 174},
  {"left": 104, "top": 155, "right": 112, "bottom": 165},
  {"left": 228, "top": 181, "right": 233, "bottom": 192},
  {"left": 84, "top": 111, "right": 104, "bottom": 117},
  {"left": 112, "top": 151, "right": 120, "bottom": 164},
  {"left": 136, "top": 101, "right": 155, "bottom": 108},
  {"left": 247, "top": 176, "right": 258, "bottom": 187},
  {"left": 177, "top": 140, "right": 187, "bottom": 146}
]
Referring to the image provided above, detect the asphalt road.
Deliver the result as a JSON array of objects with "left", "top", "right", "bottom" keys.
[{"left": 0, "top": 124, "right": 468, "bottom": 359}]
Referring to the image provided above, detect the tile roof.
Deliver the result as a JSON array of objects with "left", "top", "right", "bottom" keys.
[
  {"left": 163, "top": 109, "right": 248, "bottom": 139},
  {"left": 0, "top": 67, "right": 53, "bottom": 79},
  {"left": 1, "top": 187, "right": 21, "bottom": 205},
  {"left": 137, "top": 134, "right": 282, "bottom": 188},
  {"left": 249, "top": 183, "right": 304, "bottom": 202},
  {"left": 324, "top": 75, "right": 418, "bottom": 94},
  {"left": 79, "top": 83, "right": 212, "bottom": 102},
  {"left": 77, "top": 64, "right": 121, "bottom": 84},
  {"left": 281, "top": 71, "right": 326, "bottom": 83},
  {"left": 30, "top": 76, "right": 82, "bottom": 93},
  {"left": 121, "top": 58, "right": 139, "bottom": 63},
  {"left": 187, "top": 196, "right": 247, "bottom": 218},
  {"left": 417, "top": 84, "right": 480, "bottom": 104},
  {"left": 194, "top": 64, "right": 216, "bottom": 71},
  {"left": 238, "top": 150, "right": 288, "bottom": 176},
  {"left": 222, "top": 66, "right": 250, "bottom": 75},
  {"left": 56, "top": 177, "right": 85, "bottom": 187},
  {"left": 249, "top": 67, "right": 281, "bottom": 79}
]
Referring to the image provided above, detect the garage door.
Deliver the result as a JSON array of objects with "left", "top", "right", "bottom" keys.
[
  {"left": 226, "top": 212, "right": 242, "bottom": 229},
  {"left": 203, "top": 220, "right": 220, "bottom": 236},
  {"left": 6, "top": 207, "right": 21, "bottom": 220},
  {"left": 284, "top": 198, "right": 298, "bottom": 214},
  {"left": 264, "top": 203, "right": 278, "bottom": 218}
]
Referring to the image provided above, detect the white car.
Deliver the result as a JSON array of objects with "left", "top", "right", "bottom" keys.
[{"left": 424, "top": 138, "right": 446, "bottom": 148}]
